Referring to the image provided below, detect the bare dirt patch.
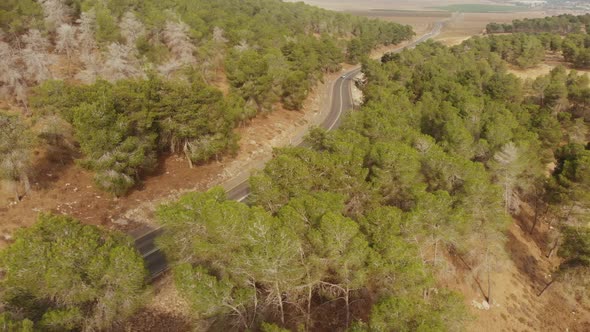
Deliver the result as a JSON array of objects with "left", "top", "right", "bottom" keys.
[
  {"left": 447, "top": 217, "right": 590, "bottom": 332},
  {"left": 507, "top": 54, "right": 590, "bottom": 83}
]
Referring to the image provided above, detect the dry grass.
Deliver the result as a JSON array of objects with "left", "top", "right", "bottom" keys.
[
  {"left": 507, "top": 55, "right": 590, "bottom": 84},
  {"left": 433, "top": 11, "right": 551, "bottom": 45}
]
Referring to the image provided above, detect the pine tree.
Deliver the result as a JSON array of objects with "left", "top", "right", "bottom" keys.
[
  {"left": 158, "top": 20, "right": 196, "bottom": 76},
  {"left": 39, "top": 0, "right": 71, "bottom": 31},
  {"left": 0, "top": 42, "right": 26, "bottom": 103},
  {"left": 120, "top": 12, "right": 145, "bottom": 47},
  {"left": 20, "top": 29, "right": 53, "bottom": 83},
  {"left": 102, "top": 43, "right": 143, "bottom": 81},
  {"left": 55, "top": 23, "right": 77, "bottom": 58},
  {"left": 76, "top": 9, "right": 97, "bottom": 53},
  {"left": 0, "top": 213, "right": 148, "bottom": 331},
  {"left": 0, "top": 113, "right": 33, "bottom": 201}
]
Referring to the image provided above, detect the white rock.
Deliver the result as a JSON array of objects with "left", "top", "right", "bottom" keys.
[
  {"left": 471, "top": 299, "right": 491, "bottom": 310},
  {"left": 113, "top": 218, "right": 129, "bottom": 226}
]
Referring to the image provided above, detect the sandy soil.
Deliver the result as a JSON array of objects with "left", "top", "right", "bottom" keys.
[{"left": 454, "top": 205, "right": 590, "bottom": 332}]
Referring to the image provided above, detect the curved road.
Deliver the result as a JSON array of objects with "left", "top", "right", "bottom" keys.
[{"left": 133, "top": 22, "right": 444, "bottom": 280}]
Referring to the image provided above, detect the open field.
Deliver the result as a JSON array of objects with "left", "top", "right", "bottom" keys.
[
  {"left": 285, "top": 0, "right": 522, "bottom": 11},
  {"left": 345, "top": 9, "right": 550, "bottom": 45},
  {"left": 298, "top": 0, "right": 551, "bottom": 45},
  {"left": 432, "top": 4, "right": 529, "bottom": 12},
  {"left": 435, "top": 11, "right": 548, "bottom": 44},
  {"left": 288, "top": 0, "right": 574, "bottom": 46},
  {"left": 346, "top": 10, "right": 448, "bottom": 36}
]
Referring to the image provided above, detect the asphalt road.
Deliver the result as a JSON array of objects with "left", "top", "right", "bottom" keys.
[{"left": 133, "top": 22, "right": 444, "bottom": 280}]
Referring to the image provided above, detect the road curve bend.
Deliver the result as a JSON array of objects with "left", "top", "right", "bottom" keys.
[{"left": 133, "top": 23, "right": 444, "bottom": 280}]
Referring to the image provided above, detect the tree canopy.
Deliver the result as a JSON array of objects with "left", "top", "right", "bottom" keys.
[
  {"left": 154, "top": 35, "right": 590, "bottom": 329},
  {"left": 0, "top": 213, "right": 148, "bottom": 331},
  {"left": 3, "top": 0, "right": 413, "bottom": 196}
]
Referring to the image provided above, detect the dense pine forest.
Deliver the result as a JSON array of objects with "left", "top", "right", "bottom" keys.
[
  {"left": 1, "top": 5, "right": 590, "bottom": 332},
  {"left": 154, "top": 29, "right": 590, "bottom": 329},
  {"left": 159, "top": 13, "right": 590, "bottom": 330},
  {"left": 0, "top": 0, "right": 413, "bottom": 196}
]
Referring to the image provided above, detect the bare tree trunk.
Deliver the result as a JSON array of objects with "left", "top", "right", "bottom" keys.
[
  {"left": 547, "top": 237, "right": 559, "bottom": 258},
  {"left": 486, "top": 246, "right": 491, "bottom": 303},
  {"left": 344, "top": 286, "right": 350, "bottom": 328},
  {"left": 537, "top": 279, "right": 555, "bottom": 297},
  {"left": 504, "top": 179, "right": 510, "bottom": 213},
  {"left": 183, "top": 141, "right": 193, "bottom": 168},
  {"left": 457, "top": 251, "right": 488, "bottom": 302},
  {"left": 13, "top": 181, "right": 20, "bottom": 202},
  {"left": 22, "top": 173, "right": 31, "bottom": 195},
  {"left": 186, "top": 154, "right": 193, "bottom": 168},
  {"left": 433, "top": 238, "right": 438, "bottom": 267},
  {"left": 226, "top": 305, "right": 249, "bottom": 330},
  {"left": 306, "top": 284, "right": 312, "bottom": 331},
  {"left": 251, "top": 282, "right": 258, "bottom": 328},
  {"left": 21, "top": 100, "right": 31, "bottom": 116},
  {"left": 276, "top": 282, "right": 285, "bottom": 324},
  {"left": 299, "top": 248, "right": 313, "bottom": 331},
  {"left": 413, "top": 236, "right": 427, "bottom": 265},
  {"left": 529, "top": 196, "right": 542, "bottom": 235},
  {"left": 487, "top": 265, "right": 491, "bottom": 304}
]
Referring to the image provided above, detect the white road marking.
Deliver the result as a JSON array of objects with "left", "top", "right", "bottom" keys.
[
  {"left": 328, "top": 75, "right": 346, "bottom": 131},
  {"left": 237, "top": 193, "right": 250, "bottom": 202},
  {"left": 328, "top": 68, "right": 362, "bottom": 131},
  {"left": 143, "top": 247, "right": 160, "bottom": 258}
]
